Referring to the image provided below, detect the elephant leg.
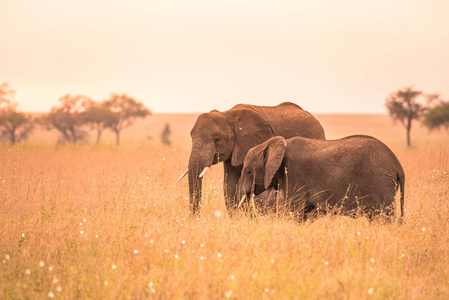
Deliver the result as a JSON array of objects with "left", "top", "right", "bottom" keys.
[{"left": 223, "top": 160, "right": 242, "bottom": 215}]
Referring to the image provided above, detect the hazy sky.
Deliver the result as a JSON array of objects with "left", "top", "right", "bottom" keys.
[{"left": 1, "top": 0, "right": 448, "bottom": 113}]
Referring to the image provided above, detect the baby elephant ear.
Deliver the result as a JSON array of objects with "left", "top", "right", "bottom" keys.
[{"left": 263, "top": 137, "right": 286, "bottom": 189}]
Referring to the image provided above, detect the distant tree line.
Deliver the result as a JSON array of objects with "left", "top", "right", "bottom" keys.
[
  {"left": 0, "top": 82, "right": 151, "bottom": 145},
  {"left": 385, "top": 86, "right": 449, "bottom": 147},
  {"left": 2, "top": 82, "right": 449, "bottom": 147}
]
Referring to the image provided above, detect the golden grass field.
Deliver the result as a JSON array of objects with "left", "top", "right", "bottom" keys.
[{"left": 1, "top": 113, "right": 448, "bottom": 299}]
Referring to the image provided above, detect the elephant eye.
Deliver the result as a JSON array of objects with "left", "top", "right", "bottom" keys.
[{"left": 214, "top": 138, "right": 221, "bottom": 144}]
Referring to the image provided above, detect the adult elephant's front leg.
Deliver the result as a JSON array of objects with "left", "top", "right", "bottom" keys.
[{"left": 223, "top": 160, "right": 242, "bottom": 216}]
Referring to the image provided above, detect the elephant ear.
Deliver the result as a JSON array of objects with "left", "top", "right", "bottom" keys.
[
  {"left": 263, "top": 137, "right": 286, "bottom": 189},
  {"left": 229, "top": 109, "right": 274, "bottom": 167}
]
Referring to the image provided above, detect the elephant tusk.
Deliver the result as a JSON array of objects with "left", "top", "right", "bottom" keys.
[
  {"left": 176, "top": 168, "right": 189, "bottom": 182},
  {"left": 198, "top": 166, "right": 209, "bottom": 178},
  {"left": 238, "top": 194, "right": 247, "bottom": 208}
]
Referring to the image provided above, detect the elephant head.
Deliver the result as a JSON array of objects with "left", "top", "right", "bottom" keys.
[
  {"left": 184, "top": 108, "right": 274, "bottom": 214},
  {"left": 239, "top": 136, "right": 286, "bottom": 206}
]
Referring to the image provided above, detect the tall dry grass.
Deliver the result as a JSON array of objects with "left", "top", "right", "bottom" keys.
[{"left": 1, "top": 114, "right": 448, "bottom": 299}]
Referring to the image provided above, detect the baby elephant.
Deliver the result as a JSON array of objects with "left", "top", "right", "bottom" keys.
[{"left": 239, "top": 135, "right": 405, "bottom": 221}]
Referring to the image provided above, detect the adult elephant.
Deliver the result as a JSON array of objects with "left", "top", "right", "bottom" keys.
[{"left": 178, "top": 102, "right": 325, "bottom": 215}]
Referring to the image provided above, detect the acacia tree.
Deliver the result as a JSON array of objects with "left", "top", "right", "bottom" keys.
[
  {"left": 103, "top": 94, "right": 151, "bottom": 145},
  {"left": 41, "top": 94, "right": 93, "bottom": 144},
  {"left": 385, "top": 86, "right": 429, "bottom": 147},
  {"left": 0, "top": 111, "right": 35, "bottom": 145},
  {"left": 0, "top": 83, "right": 35, "bottom": 145},
  {"left": 423, "top": 99, "right": 449, "bottom": 132},
  {"left": 82, "top": 102, "right": 118, "bottom": 145}
]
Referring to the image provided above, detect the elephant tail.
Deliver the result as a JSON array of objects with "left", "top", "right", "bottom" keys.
[{"left": 398, "top": 172, "right": 405, "bottom": 220}]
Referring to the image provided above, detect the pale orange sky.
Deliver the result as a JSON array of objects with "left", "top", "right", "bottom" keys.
[{"left": 1, "top": 0, "right": 448, "bottom": 113}]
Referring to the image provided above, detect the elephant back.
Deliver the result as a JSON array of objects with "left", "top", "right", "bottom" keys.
[{"left": 243, "top": 102, "right": 325, "bottom": 140}]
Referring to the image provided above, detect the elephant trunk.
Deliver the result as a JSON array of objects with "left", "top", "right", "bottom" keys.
[
  {"left": 188, "top": 139, "right": 214, "bottom": 215},
  {"left": 188, "top": 156, "right": 204, "bottom": 215}
]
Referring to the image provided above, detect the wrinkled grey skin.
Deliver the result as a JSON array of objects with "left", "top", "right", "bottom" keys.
[
  {"left": 187, "top": 102, "right": 325, "bottom": 215},
  {"left": 239, "top": 135, "right": 405, "bottom": 221},
  {"left": 251, "top": 189, "right": 285, "bottom": 214}
]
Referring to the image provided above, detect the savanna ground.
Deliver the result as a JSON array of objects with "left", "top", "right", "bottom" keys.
[{"left": 1, "top": 113, "right": 448, "bottom": 299}]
